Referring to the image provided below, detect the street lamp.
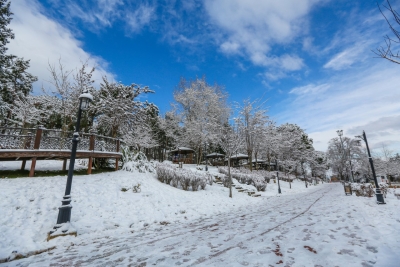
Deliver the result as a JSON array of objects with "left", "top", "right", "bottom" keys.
[
  {"left": 50, "top": 90, "right": 93, "bottom": 234},
  {"left": 336, "top": 130, "right": 347, "bottom": 182},
  {"left": 204, "top": 142, "right": 208, "bottom": 171},
  {"left": 347, "top": 146, "right": 355, "bottom": 183},
  {"left": 355, "top": 131, "right": 386, "bottom": 204},
  {"left": 276, "top": 159, "right": 281, "bottom": 194}
]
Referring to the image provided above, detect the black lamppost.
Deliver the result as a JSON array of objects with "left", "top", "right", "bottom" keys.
[
  {"left": 276, "top": 159, "right": 281, "bottom": 194},
  {"left": 347, "top": 147, "right": 355, "bottom": 183},
  {"left": 336, "top": 129, "right": 347, "bottom": 182},
  {"left": 355, "top": 131, "right": 386, "bottom": 204},
  {"left": 204, "top": 142, "right": 208, "bottom": 171},
  {"left": 51, "top": 91, "right": 93, "bottom": 233}
]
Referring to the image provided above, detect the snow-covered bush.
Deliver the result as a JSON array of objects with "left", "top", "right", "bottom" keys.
[
  {"left": 156, "top": 162, "right": 210, "bottom": 191},
  {"left": 252, "top": 176, "right": 266, "bottom": 191},
  {"left": 379, "top": 183, "right": 389, "bottom": 197},
  {"left": 351, "top": 183, "right": 375, "bottom": 197},
  {"left": 121, "top": 146, "right": 155, "bottom": 173},
  {"left": 218, "top": 167, "right": 266, "bottom": 191}
]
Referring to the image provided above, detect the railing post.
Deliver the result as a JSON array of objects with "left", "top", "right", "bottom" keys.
[
  {"left": 21, "top": 131, "right": 33, "bottom": 171},
  {"left": 29, "top": 126, "right": 43, "bottom": 177},
  {"left": 115, "top": 139, "right": 120, "bottom": 171},
  {"left": 87, "top": 131, "right": 95, "bottom": 174}
]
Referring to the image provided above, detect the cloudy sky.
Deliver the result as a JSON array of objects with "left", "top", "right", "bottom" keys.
[{"left": 6, "top": 0, "right": 400, "bottom": 152}]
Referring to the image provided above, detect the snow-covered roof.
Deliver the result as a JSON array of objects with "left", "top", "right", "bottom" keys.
[
  {"left": 168, "top": 147, "right": 195, "bottom": 153},
  {"left": 229, "top": 153, "right": 249, "bottom": 159},
  {"left": 206, "top": 152, "right": 225, "bottom": 158},
  {"left": 251, "top": 159, "right": 266, "bottom": 163}
]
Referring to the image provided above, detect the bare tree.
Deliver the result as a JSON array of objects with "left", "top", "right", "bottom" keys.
[
  {"left": 44, "top": 60, "right": 95, "bottom": 132},
  {"left": 374, "top": 0, "right": 400, "bottom": 64},
  {"left": 237, "top": 99, "right": 269, "bottom": 171},
  {"left": 218, "top": 122, "right": 244, "bottom": 198}
]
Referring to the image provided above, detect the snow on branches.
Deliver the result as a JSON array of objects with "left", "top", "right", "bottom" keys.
[
  {"left": 121, "top": 146, "right": 155, "bottom": 173},
  {"left": 173, "top": 77, "right": 229, "bottom": 163},
  {"left": 93, "top": 77, "right": 154, "bottom": 138}
]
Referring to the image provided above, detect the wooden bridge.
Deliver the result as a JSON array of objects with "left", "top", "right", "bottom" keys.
[{"left": 0, "top": 126, "right": 123, "bottom": 177}]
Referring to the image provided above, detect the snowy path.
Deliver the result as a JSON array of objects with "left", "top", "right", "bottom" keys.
[{"left": 7, "top": 184, "right": 399, "bottom": 267}]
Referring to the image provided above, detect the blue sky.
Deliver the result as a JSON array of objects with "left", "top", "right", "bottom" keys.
[{"left": 7, "top": 0, "right": 400, "bottom": 152}]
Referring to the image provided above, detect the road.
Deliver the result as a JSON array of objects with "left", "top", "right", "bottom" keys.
[{"left": 7, "top": 184, "right": 398, "bottom": 267}]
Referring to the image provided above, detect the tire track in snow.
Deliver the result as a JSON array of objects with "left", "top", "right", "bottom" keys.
[{"left": 198, "top": 186, "right": 331, "bottom": 265}]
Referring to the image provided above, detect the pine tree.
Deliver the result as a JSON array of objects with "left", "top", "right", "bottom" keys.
[{"left": 0, "top": 0, "right": 37, "bottom": 125}]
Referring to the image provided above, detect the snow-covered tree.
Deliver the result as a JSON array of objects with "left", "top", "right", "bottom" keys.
[
  {"left": 122, "top": 104, "right": 160, "bottom": 152},
  {"left": 173, "top": 77, "right": 229, "bottom": 164},
  {"left": 92, "top": 77, "right": 153, "bottom": 138},
  {"left": 43, "top": 60, "right": 95, "bottom": 132},
  {"left": 327, "top": 136, "right": 361, "bottom": 182},
  {"left": 374, "top": 144, "right": 400, "bottom": 184},
  {"left": 10, "top": 95, "right": 41, "bottom": 127},
  {"left": 275, "top": 123, "right": 314, "bottom": 187},
  {"left": 257, "top": 123, "right": 278, "bottom": 172},
  {"left": 0, "top": 0, "right": 37, "bottom": 125},
  {"left": 309, "top": 150, "right": 328, "bottom": 178},
  {"left": 236, "top": 99, "right": 269, "bottom": 171},
  {"left": 218, "top": 121, "right": 244, "bottom": 198},
  {"left": 158, "top": 110, "right": 181, "bottom": 157}
]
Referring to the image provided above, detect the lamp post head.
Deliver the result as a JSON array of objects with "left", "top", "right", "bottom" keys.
[
  {"left": 79, "top": 91, "right": 93, "bottom": 111},
  {"left": 336, "top": 129, "right": 343, "bottom": 137},
  {"left": 354, "top": 135, "right": 364, "bottom": 145}
]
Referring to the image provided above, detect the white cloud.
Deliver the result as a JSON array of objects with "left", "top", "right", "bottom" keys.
[
  {"left": 7, "top": 0, "right": 114, "bottom": 93},
  {"left": 125, "top": 5, "right": 155, "bottom": 34},
  {"left": 220, "top": 41, "right": 241, "bottom": 55},
  {"left": 323, "top": 46, "right": 365, "bottom": 70},
  {"left": 289, "top": 83, "right": 330, "bottom": 95},
  {"left": 279, "top": 54, "right": 304, "bottom": 71},
  {"left": 204, "top": 0, "right": 319, "bottom": 72},
  {"left": 276, "top": 61, "right": 400, "bottom": 152},
  {"left": 62, "top": 0, "right": 123, "bottom": 29}
]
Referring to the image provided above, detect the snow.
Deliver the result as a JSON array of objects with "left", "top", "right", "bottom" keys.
[
  {"left": 229, "top": 153, "right": 249, "bottom": 159},
  {"left": 0, "top": 160, "right": 86, "bottom": 172},
  {"left": 0, "top": 161, "right": 399, "bottom": 266},
  {"left": 78, "top": 92, "right": 93, "bottom": 101}
]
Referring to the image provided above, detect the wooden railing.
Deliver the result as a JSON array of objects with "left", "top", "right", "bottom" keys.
[
  {"left": 0, "top": 126, "right": 124, "bottom": 177},
  {"left": 0, "top": 126, "right": 122, "bottom": 153}
]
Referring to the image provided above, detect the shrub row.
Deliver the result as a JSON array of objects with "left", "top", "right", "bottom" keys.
[
  {"left": 218, "top": 167, "right": 266, "bottom": 192},
  {"left": 156, "top": 163, "right": 213, "bottom": 191}
]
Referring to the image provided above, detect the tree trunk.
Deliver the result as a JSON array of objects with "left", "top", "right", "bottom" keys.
[
  {"left": 302, "top": 163, "right": 308, "bottom": 188},
  {"left": 287, "top": 172, "right": 291, "bottom": 189},
  {"left": 255, "top": 152, "right": 258, "bottom": 171},
  {"left": 197, "top": 146, "right": 202, "bottom": 165},
  {"left": 248, "top": 150, "right": 253, "bottom": 171}
]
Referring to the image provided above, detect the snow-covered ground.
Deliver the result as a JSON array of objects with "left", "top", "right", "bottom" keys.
[
  {"left": 1, "top": 161, "right": 400, "bottom": 266},
  {"left": 0, "top": 160, "right": 86, "bottom": 172}
]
